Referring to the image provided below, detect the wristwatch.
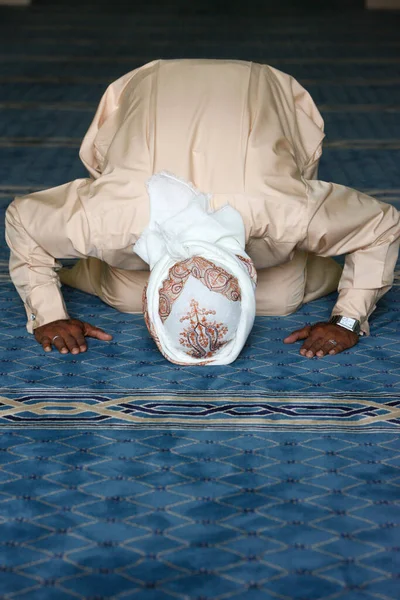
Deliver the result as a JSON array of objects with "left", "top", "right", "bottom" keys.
[{"left": 329, "top": 315, "right": 362, "bottom": 336}]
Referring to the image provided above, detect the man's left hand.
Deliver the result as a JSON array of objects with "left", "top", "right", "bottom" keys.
[{"left": 283, "top": 322, "right": 359, "bottom": 358}]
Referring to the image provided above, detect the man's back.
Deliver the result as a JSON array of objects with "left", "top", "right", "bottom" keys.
[
  {"left": 78, "top": 59, "right": 325, "bottom": 261},
  {"left": 82, "top": 59, "right": 325, "bottom": 194}
]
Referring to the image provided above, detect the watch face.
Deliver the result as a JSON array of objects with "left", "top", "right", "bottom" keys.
[{"left": 340, "top": 316, "right": 357, "bottom": 329}]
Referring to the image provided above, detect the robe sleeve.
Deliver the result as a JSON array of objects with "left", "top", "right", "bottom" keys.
[
  {"left": 4, "top": 70, "right": 132, "bottom": 333},
  {"left": 5, "top": 62, "right": 157, "bottom": 334},
  {"left": 298, "top": 179, "right": 400, "bottom": 334},
  {"left": 5, "top": 179, "right": 94, "bottom": 333}
]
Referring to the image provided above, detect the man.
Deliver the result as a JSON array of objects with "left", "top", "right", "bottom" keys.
[{"left": 5, "top": 59, "right": 400, "bottom": 362}]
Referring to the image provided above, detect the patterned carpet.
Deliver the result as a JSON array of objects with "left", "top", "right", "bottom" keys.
[{"left": 0, "top": 0, "right": 399, "bottom": 598}]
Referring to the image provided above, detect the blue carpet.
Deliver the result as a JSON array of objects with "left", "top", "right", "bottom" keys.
[{"left": 0, "top": 0, "right": 399, "bottom": 598}]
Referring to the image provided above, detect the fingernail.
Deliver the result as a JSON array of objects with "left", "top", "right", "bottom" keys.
[
  {"left": 72, "top": 348, "right": 79, "bottom": 354},
  {"left": 44, "top": 347, "right": 51, "bottom": 352},
  {"left": 61, "top": 348, "right": 68, "bottom": 354}
]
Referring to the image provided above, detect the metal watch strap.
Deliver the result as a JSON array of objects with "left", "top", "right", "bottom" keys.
[{"left": 329, "top": 315, "right": 361, "bottom": 336}]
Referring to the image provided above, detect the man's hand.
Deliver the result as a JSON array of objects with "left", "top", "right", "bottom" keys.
[
  {"left": 34, "top": 319, "right": 113, "bottom": 355},
  {"left": 283, "top": 322, "right": 359, "bottom": 358}
]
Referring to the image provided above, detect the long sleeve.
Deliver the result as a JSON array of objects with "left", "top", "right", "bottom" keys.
[
  {"left": 299, "top": 179, "right": 400, "bottom": 334},
  {"left": 5, "top": 179, "right": 94, "bottom": 333}
]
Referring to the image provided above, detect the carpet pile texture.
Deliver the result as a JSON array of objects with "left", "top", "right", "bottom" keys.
[{"left": 0, "top": 1, "right": 399, "bottom": 598}]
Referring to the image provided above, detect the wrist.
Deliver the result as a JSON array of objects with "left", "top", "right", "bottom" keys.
[{"left": 329, "top": 315, "right": 362, "bottom": 336}]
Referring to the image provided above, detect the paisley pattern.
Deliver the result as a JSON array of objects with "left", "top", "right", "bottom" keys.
[
  {"left": 237, "top": 254, "right": 258, "bottom": 285},
  {"left": 179, "top": 299, "right": 229, "bottom": 358},
  {"left": 158, "top": 256, "right": 242, "bottom": 322},
  {"left": 143, "top": 283, "right": 212, "bottom": 365}
]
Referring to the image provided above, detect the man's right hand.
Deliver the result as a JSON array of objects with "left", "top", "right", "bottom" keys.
[{"left": 34, "top": 319, "right": 113, "bottom": 354}]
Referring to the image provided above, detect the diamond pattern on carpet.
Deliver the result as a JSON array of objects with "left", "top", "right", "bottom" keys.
[
  {"left": 0, "top": 430, "right": 399, "bottom": 600},
  {"left": 1, "top": 0, "right": 400, "bottom": 598}
]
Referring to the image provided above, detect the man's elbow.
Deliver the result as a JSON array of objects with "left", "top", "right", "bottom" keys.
[{"left": 5, "top": 200, "right": 21, "bottom": 241}]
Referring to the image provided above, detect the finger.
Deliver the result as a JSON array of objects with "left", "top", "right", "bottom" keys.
[
  {"left": 63, "top": 334, "right": 81, "bottom": 355},
  {"left": 303, "top": 337, "right": 327, "bottom": 358},
  {"left": 316, "top": 340, "right": 342, "bottom": 357},
  {"left": 299, "top": 334, "right": 321, "bottom": 354},
  {"left": 52, "top": 335, "right": 69, "bottom": 354},
  {"left": 83, "top": 323, "right": 113, "bottom": 341},
  {"left": 300, "top": 337, "right": 324, "bottom": 358},
  {"left": 40, "top": 336, "right": 53, "bottom": 352},
  {"left": 283, "top": 326, "right": 312, "bottom": 344},
  {"left": 74, "top": 332, "right": 87, "bottom": 352},
  {"left": 328, "top": 342, "right": 345, "bottom": 355}
]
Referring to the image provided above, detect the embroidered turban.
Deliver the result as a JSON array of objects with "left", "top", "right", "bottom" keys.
[{"left": 135, "top": 172, "right": 257, "bottom": 365}]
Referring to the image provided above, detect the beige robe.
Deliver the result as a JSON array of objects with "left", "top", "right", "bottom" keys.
[{"left": 5, "top": 60, "right": 400, "bottom": 334}]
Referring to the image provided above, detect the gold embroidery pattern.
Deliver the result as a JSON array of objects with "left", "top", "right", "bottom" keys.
[
  {"left": 237, "top": 255, "right": 258, "bottom": 285},
  {"left": 143, "top": 281, "right": 212, "bottom": 364},
  {"left": 179, "top": 299, "right": 228, "bottom": 359},
  {"left": 158, "top": 256, "right": 241, "bottom": 322}
]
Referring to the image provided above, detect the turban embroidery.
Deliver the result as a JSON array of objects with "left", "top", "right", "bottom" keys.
[{"left": 136, "top": 172, "right": 257, "bottom": 365}]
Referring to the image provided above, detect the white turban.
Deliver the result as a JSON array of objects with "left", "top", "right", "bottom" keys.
[{"left": 135, "top": 172, "right": 257, "bottom": 365}]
